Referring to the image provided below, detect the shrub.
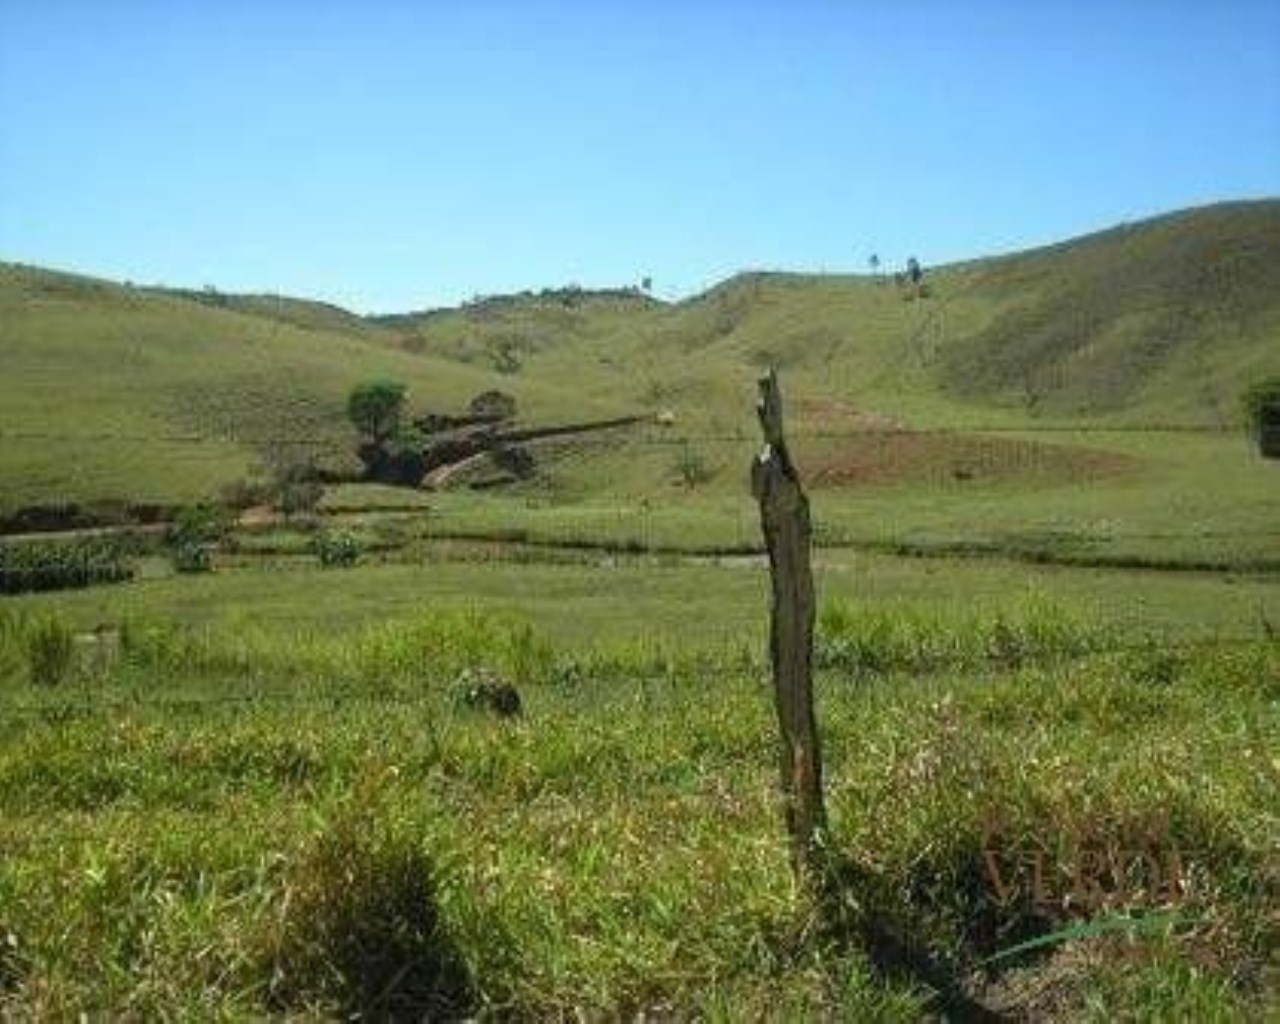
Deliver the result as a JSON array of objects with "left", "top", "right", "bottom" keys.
[
  {"left": 1241, "top": 378, "right": 1280, "bottom": 457},
  {"left": 347, "top": 379, "right": 407, "bottom": 446},
  {"left": 1240, "top": 377, "right": 1280, "bottom": 425},
  {"left": 313, "top": 530, "right": 362, "bottom": 568},
  {"left": 171, "top": 540, "right": 214, "bottom": 574},
  {"left": 167, "top": 503, "right": 234, "bottom": 573},
  {"left": 450, "top": 667, "right": 522, "bottom": 717},
  {"left": 25, "top": 613, "right": 75, "bottom": 686},
  {"left": 261, "top": 803, "right": 473, "bottom": 1017},
  {"left": 469, "top": 389, "right": 517, "bottom": 420},
  {"left": 277, "top": 478, "right": 325, "bottom": 518},
  {"left": 258, "top": 444, "right": 326, "bottom": 517},
  {"left": 167, "top": 503, "right": 234, "bottom": 547},
  {"left": 673, "top": 444, "right": 715, "bottom": 488},
  {"left": 0, "top": 537, "right": 134, "bottom": 594}
]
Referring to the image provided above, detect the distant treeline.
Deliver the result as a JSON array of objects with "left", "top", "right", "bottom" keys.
[{"left": 375, "top": 283, "right": 661, "bottom": 326}]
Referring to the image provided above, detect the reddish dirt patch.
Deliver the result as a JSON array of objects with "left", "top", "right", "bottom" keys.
[
  {"left": 794, "top": 398, "right": 907, "bottom": 432},
  {"left": 797, "top": 432, "right": 1137, "bottom": 489},
  {"left": 237, "top": 504, "right": 281, "bottom": 527}
]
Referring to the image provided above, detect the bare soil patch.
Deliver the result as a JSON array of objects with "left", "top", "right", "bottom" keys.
[{"left": 797, "top": 431, "right": 1137, "bottom": 488}]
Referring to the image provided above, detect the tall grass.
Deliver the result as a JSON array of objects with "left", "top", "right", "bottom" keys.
[
  {"left": 0, "top": 610, "right": 76, "bottom": 687},
  {"left": 0, "top": 537, "right": 134, "bottom": 594},
  {"left": 0, "top": 606, "right": 1275, "bottom": 1018},
  {"left": 816, "top": 597, "right": 1115, "bottom": 677}
]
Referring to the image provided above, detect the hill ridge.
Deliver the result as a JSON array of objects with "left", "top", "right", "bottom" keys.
[{"left": 2, "top": 198, "right": 1278, "bottom": 509}]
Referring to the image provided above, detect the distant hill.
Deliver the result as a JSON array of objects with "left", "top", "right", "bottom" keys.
[
  {"left": 936, "top": 200, "right": 1280, "bottom": 420},
  {"left": 2, "top": 199, "right": 1277, "bottom": 509},
  {"left": 0, "top": 264, "right": 611, "bottom": 511},
  {"left": 382, "top": 199, "right": 1280, "bottom": 428},
  {"left": 156, "top": 286, "right": 394, "bottom": 342}
]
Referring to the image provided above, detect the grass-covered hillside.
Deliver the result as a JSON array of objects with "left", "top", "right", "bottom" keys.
[
  {"left": 0, "top": 265, "right": 611, "bottom": 512},
  {"left": 2, "top": 200, "right": 1278, "bottom": 512},
  {"left": 388, "top": 199, "right": 1280, "bottom": 429}
]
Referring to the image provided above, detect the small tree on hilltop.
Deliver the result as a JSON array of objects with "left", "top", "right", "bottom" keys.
[{"left": 901, "top": 257, "right": 930, "bottom": 300}]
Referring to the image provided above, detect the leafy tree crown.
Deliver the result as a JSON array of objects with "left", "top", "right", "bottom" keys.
[
  {"left": 1242, "top": 378, "right": 1280, "bottom": 425},
  {"left": 347, "top": 379, "right": 407, "bottom": 443}
]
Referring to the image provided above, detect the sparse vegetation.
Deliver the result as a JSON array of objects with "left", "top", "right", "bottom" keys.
[
  {"left": 312, "top": 529, "right": 362, "bottom": 568},
  {"left": 258, "top": 444, "right": 325, "bottom": 518},
  {"left": 673, "top": 443, "right": 715, "bottom": 488},
  {"left": 21, "top": 612, "right": 75, "bottom": 686}
]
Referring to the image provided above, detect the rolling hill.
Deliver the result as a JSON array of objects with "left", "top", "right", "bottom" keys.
[
  {"left": 1, "top": 199, "right": 1277, "bottom": 512},
  {"left": 0, "top": 264, "right": 614, "bottom": 512},
  {"left": 382, "top": 199, "right": 1280, "bottom": 429}
]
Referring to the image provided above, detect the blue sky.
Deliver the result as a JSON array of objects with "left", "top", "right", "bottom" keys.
[{"left": 2, "top": 0, "right": 1278, "bottom": 313}]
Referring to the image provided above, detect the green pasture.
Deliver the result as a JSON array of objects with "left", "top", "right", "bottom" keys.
[
  {"left": 354, "top": 426, "right": 1279, "bottom": 571},
  {"left": 9, "top": 546, "right": 1280, "bottom": 650},
  {"left": 0, "top": 603, "right": 1275, "bottom": 1018}
]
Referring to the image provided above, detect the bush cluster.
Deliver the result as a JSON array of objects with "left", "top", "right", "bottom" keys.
[
  {"left": 0, "top": 537, "right": 134, "bottom": 594},
  {"left": 1240, "top": 377, "right": 1280, "bottom": 425},
  {"left": 312, "top": 530, "right": 362, "bottom": 568},
  {"left": 166, "top": 503, "right": 235, "bottom": 574},
  {"left": 0, "top": 610, "right": 78, "bottom": 686}
]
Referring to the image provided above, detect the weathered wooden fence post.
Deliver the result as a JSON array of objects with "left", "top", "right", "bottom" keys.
[{"left": 751, "top": 369, "right": 828, "bottom": 877}]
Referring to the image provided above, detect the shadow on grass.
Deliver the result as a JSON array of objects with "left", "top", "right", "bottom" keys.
[
  {"left": 815, "top": 854, "right": 1018, "bottom": 1023},
  {"left": 263, "top": 813, "right": 476, "bottom": 1021}
]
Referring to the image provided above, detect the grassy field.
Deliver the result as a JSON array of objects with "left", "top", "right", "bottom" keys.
[
  {"left": 312, "top": 426, "right": 1277, "bottom": 574},
  {"left": 1, "top": 597, "right": 1276, "bottom": 1018},
  {"left": 2, "top": 200, "right": 1279, "bottom": 1017},
  {"left": 8, "top": 547, "right": 1280, "bottom": 649}
]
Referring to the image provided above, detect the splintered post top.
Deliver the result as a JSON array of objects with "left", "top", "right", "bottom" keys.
[{"left": 757, "top": 369, "right": 785, "bottom": 447}]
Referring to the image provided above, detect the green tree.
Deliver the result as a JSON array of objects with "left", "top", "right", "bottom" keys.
[
  {"left": 1242, "top": 377, "right": 1280, "bottom": 458},
  {"left": 347, "top": 379, "right": 407, "bottom": 445}
]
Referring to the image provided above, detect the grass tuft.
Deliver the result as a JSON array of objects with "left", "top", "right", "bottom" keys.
[{"left": 260, "top": 794, "right": 474, "bottom": 1019}]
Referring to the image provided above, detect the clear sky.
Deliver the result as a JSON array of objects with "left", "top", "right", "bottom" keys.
[{"left": 2, "top": 0, "right": 1278, "bottom": 313}]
